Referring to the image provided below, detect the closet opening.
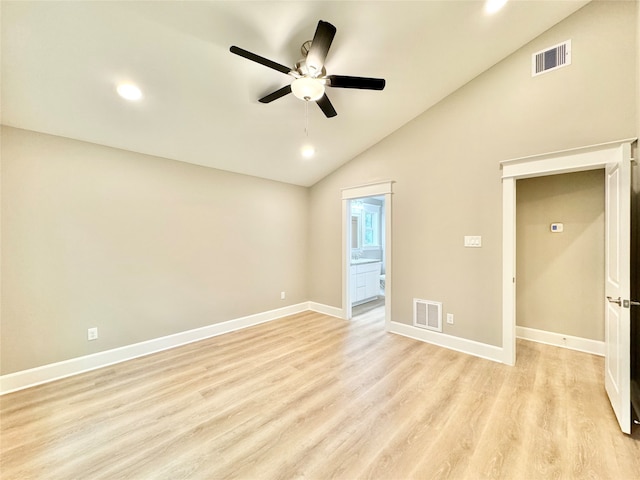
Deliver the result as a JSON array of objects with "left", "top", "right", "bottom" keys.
[{"left": 515, "top": 170, "right": 605, "bottom": 356}]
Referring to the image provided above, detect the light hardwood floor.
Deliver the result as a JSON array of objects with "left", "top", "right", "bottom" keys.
[{"left": 1, "top": 308, "right": 639, "bottom": 479}]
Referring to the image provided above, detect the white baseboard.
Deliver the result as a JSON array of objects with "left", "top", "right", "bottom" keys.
[
  {"left": 516, "top": 326, "right": 604, "bottom": 356},
  {"left": 308, "top": 301, "right": 344, "bottom": 319},
  {"left": 0, "top": 302, "right": 310, "bottom": 395},
  {"left": 5, "top": 304, "right": 556, "bottom": 395},
  {"left": 388, "top": 321, "right": 504, "bottom": 363}
]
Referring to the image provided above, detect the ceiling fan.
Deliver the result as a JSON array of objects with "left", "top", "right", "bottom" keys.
[{"left": 230, "top": 20, "right": 386, "bottom": 118}]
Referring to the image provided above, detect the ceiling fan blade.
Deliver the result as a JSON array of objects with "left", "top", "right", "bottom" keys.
[
  {"left": 327, "top": 75, "right": 386, "bottom": 90},
  {"left": 230, "top": 46, "right": 292, "bottom": 75},
  {"left": 306, "top": 21, "right": 336, "bottom": 74},
  {"left": 316, "top": 94, "right": 337, "bottom": 118},
  {"left": 259, "top": 85, "right": 292, "bottom": 103}
]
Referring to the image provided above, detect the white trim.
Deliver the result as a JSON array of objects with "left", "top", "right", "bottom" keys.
[
  {"left": 341, "top": 181, "right": 394, "bottom": 200},
  {"left": 501, "top": 138, "right": 636, "bottom": 367},
  {"left": 343, "top": 198, "right": 350, "bottom": 320},
  {"left": 308, "top": 302, "right": 343, "bottom": 318},
  {"left": 2, "top": 302, "right": 509, "bottom": 395},
  {"left": 384, "top": 193, "right": 393, "bottom": 330},
  {"left": 516, "top": 326, "right": 605, "bottom": 356},
  {"left": 388, "top": 321, "right": 504, "bottom": 364},
  {"left": 0, "top": 302, "right": 310, "bottom": 395},
  {"left": 501, "top": 138, "right": 637, "bottom": 178},
  {"left": 502, "top": 176, "right": 516, "bottom": 366}
]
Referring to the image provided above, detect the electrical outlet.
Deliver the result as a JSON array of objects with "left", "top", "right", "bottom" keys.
[
  {"left": 87, "top": 327, "right": 98, "bottom": 341},
  {"left": 280, "top": 291, "right": 286, "bottom": 300},
  {"left": 446, "top": 314, "right": 454, "bottom": 325}
]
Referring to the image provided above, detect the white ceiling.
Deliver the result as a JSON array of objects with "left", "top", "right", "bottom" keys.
[{"left": 1, "top": 1, "right": 589, "bottom": 186}]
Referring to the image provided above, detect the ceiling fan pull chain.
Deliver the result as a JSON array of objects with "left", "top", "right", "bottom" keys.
[{"left": 304, "top": 100, "right": 309, "bottom": 137}]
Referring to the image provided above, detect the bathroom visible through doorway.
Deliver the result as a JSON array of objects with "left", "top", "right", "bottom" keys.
[{"left": 349, "top": 196, "right": 386, "bottom": 317}]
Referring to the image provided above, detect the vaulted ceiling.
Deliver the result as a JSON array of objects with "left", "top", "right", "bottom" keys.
[{"left": 1, "top": 1, "right": 589, "bottom": 186}]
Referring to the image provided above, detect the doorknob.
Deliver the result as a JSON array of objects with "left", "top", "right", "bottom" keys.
[
  {"left": 607, "top": 296, "right": 622, "bottom": 306},
  {"left": 622, "top": 299, "right": 640, "bottom": 308}
]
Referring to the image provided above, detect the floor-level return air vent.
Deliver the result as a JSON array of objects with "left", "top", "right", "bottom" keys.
[
  {"left": 413, "top": 298, "right": 442, "bottom": 332},
  {"left": 532, "top": 40, "right": 571, "bottom": 77}
]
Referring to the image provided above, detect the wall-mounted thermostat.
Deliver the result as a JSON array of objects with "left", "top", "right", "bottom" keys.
[{"left": 550, "top": 223, "right": 564, "bottom": 233}]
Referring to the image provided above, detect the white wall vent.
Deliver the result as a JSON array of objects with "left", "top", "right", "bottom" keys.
[
  {"left": 532, "top": 40, "right": 571, "bottom": 77},
  {"left": 413, "top": 299, "right": 442, "bottom": 332}
]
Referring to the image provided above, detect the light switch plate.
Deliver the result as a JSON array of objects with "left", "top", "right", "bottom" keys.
[{"left": 464, "top": 236, "right": 482, "bottom": 248}]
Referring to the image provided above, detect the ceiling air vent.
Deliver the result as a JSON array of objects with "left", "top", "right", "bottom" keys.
[
  {"left": 532, "top": 40, "right": 571, "bottom": 77},
  {"left": 413, "top": 299, "right": 442, "bottom": 332}
]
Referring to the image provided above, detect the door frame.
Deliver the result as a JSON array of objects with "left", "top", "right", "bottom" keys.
[
  {"left": 501, "top": 138, "right": 636, "bottom": 366},
  {"left": 342, "top": 181, "right": 394, "bottom": 327}
]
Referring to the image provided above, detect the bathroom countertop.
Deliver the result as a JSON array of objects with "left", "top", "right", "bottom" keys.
[{"left": 350, "top": 258, "right": 381, "bottom": 266}]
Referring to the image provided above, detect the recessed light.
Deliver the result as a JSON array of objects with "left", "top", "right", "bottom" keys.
[
  {"left": 117, "top": 83, "right": 143, "bottom": 101},
  {"left": 301, "top": 145, "right": 315, "bottom": 158},
  {"left": 484, "top": 0, "right": 508, "bottom": 14}
]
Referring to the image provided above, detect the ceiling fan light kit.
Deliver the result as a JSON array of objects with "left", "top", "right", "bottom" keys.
[
  {"left": 291, "top": 77, "right": 325, "bottom": 101},
  {"left": 230, "top": 20, "right": 386, "bottom": 118}
]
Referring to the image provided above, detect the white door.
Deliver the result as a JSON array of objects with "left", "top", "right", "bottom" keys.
[{"left": 604, "top": 143, "right": 632, "bottom": 434}]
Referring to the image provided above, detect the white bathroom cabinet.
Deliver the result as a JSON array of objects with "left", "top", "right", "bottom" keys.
[{"left": 350, "top": 261, "right": 381, "bottom": 305}]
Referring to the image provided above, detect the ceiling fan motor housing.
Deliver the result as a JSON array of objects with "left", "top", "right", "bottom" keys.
[{"left": 295, "top": 58, "right": 326, "bottom": 78}]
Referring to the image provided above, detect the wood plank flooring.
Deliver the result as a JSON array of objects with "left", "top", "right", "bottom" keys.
[{"left": 2, "top": 308, "right": 639, "bottom": 479}]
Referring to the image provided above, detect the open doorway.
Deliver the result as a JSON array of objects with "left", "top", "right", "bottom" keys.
[
  {"left": 501, "top": 139, "right": 635, "bottom": 433},
  {"left": 349, "top": 196, "right": 386, "bottom": 317},
  {"left": 341, "top": 181, "right": 393, "bottom": 328},
  {"left": 515, "top": 170, "right": 605, "bottom": 355}
]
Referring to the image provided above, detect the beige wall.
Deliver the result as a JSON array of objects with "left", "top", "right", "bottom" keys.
[
  {"left": 2, "top": 1, "right": 638, "bottom": 376},
  {"left": 308, "top": 1, "right": 638, "bottom": 347},
  {"left": 1, "top": 126, "right": 308, "bottom": 374},
  {"left": 516, "top": 170, "right": 605, "bottom": 340}
]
